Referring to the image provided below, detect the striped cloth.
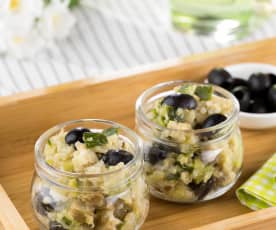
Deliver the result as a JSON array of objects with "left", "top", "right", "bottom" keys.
[{"left": 1, "top": 0, "right": 276, "bottom": 96}]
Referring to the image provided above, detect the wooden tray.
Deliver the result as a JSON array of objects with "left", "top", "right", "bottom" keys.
[{"left": 0, "top": 38, "right": 276, "bottom": 230}]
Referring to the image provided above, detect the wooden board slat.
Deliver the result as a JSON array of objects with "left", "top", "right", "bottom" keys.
[
  {"left": 0, "top": 38, "right": 276, "bottom": 229},
  {"left": 0, "top": 185, "right": 29, "bottom": 230}
]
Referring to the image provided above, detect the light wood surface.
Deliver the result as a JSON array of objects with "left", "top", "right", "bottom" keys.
[
  {"left": 0, "top": 38, "right": 276, "bottom": 229},
  {"left": 0, "top": 185, "right": 29, "bottom": 230},
  {"left": 191, "top": 206, "right": 276, "bottom": 230}
]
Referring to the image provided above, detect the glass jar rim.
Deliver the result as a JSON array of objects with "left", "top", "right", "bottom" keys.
[
  {"left": 35, "top": 119, "right": 143, "bottom": 179},
  {"left": 135, "top": 80, "right": 240, "bottom": 134}
]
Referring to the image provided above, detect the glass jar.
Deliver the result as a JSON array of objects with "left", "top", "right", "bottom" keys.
[
  {"left": 170, "top": 0, "right": 257, "bottom": 42},
  {"left": 31, "top": 119, "right": 149, "bottom": 230},
  {"left": 135, "top": 81, "right": 243, "bottom": 203}
]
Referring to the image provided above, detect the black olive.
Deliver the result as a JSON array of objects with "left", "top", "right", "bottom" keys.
[
  {"left": 189, "top": 177, "right": 215, "bottom": 200},
  {"left": 118, "top": 150, "right": 134, "bottom": 164},
  {"left": 248, "top": 73, "right": 271, "bottom": 94},
  {"left": 147, "top": 143, "right": 179, "bottom": 165},
  {"left": 250, "top": 100, "right": 268, "bottom": 113},
  {"left": 207, "top": 68, "right": 233, "bottom": 89},
  {"left": 148, "top": 146, "right": 168, "bottom": 165},
  {"left": 161, "top": 95, "right": 179, "bottom": 107},
  {"left": 201, "top": 114, "right": 227, "bottom": 129},
  {"left": 49, "top": 221, "right": 67, "bottom": 230},
  {"left": 231, "top": 86, "right": 251, "bottom": 112},
  {"left": 177, "top": 94, "right": 197, "bottom": 109},
  {"left": 162, "top": 94, "right": 197, "bottom": 110},
  {"left": 267, "top": 85, "right": 276, "bottom": 112},
  {"left": 268, "top": 73, "right": 276, "bottom": 85},
  {"left": 157, "top": 143, "right": 180, "bottom": 153},
  {"left": 102, "top": 150, "right": 134, "bottom": 166},
  {"left": 65, "top": 128, "right": 90, "bottom": 145},
  {"left": 230, "top": 78, "right": 248, "bottom": 89},
  {"left": 35, "top": 193, "right": 55, "bottom": 216},
  {"left": 78, "top": 128, "right": 90, "bottom": 143}
]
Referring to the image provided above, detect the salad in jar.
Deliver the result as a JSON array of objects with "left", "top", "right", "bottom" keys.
[
  {"left": 32, "top": 119, "right": 149, "bottom": 230},
  {"left": 136, "top": 81, "right": 243, "bottom": 202}
]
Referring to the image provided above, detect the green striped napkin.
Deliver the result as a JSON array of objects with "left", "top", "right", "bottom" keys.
[{"left": 236, "top": 153, "right": 276, "bottom": 210}]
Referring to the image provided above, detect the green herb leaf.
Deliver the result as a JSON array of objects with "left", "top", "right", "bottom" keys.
[
  {"left": 195, "top": 85, "right": 213, "bottom": 101},
  {"left": 83, "top": 132, "right": 108, "bottom": 148},
  {"left": 62, "top": 216, "right": 72, "bottom": 226},
  {"left": 166, "top": 173, "right": 180, "bottom": 180},
  {"left": 167, "top": 106, "right": 177, "bottom": 121},
  {"left": 175, "top": 162, "right": 194, "bottom": 172},
  {"left": 181, "top": 165, "right": 194, "bottom": 172},
  {"left": 69, "top": 0, "right": 80, "bottom": 8},
  {"left": 47, "top": 139, "right": 52, "bottom": 146},
  {"left": 102, "top": 127, "right": 119, "bottom": 136},
  {"left": 44, "top": 0, "right": 80, "bottom": 9},
  {"left": 177, "top": 84, "right": 195, "bottom": 94}
]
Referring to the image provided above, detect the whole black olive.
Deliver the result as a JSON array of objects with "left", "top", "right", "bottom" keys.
[
  {"left": 250, "top": 100, "right": 268, "bottom": 113},
  {"left": 177, "top": 94, "right": 197, "bottom": 109},
  {"left": 230, "top": 78, "right": 248, "bottom": 89},
  {"left": 148, "top": 146, "right": 167, "bottom": 165},
  {"left": 161, "top": 95, "right": 179, "bottom": 107},
  {"left": 102, "top": 149, "right": 133, "bottom": 166},
  {"left": 207, "top": 68, "right": 233, "bottom": 89},
  {"left": 147, "top": 143, "right": 179, "bottom": 165},
  {"left": 162, "top": 94, "right": 197, "bottom": 110},
  {"left": 65, "top": 128, "right": 90, "bottom": 145},
  {"left": 231, "top": 86, "right": 251, "bottom": 112},
  {"left": 248, "top": 73, "right": 271, "bottom": 93},
  {"left": 268, "top": 73, "right": 276, "bottom": 85},
  {"left": 267, "top": 85, "right": 276, "bottom": 112},
  {"left": 118, "top": 150, "right": 134, "bottom": 164},
  {"left": 201, "top": 114, "right": 227, "bottom": 129}
]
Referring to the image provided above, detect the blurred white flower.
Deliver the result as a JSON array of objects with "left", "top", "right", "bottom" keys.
[
  {"left": 0, "top": 0, "right": 44, "bottom": 17},
  {"left": 5, "top": 28, "right": 45, "bottom": 59},
  {"left": 38, "top": 0, "right": 76, "bottom": 40},
  {"left": 0, "top": 0, "right": 78, "bottom": 59}
]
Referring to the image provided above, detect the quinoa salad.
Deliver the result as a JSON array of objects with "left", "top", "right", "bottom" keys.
[
  {"left": 143, "top": 83, "right": 243, "bottom": 202},
  {"left": 32, "top": 126, "right": 149, "bottom": 230}
]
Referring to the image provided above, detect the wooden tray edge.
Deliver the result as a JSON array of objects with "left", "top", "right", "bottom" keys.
[
  {"left": 0, "top": 185, "right": 29, "bottom": 230},
  {"left": 191, "top": 206, "right": 276, "bottom": 230}
]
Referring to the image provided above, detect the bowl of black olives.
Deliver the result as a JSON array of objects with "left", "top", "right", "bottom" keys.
[{"left": 207, "top": 63, "right": 276, "bottom": 129}]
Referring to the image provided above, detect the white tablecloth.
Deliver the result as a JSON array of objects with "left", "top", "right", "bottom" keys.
[{"left": 1, "top": 0, "right": 276, "bottom": 96}]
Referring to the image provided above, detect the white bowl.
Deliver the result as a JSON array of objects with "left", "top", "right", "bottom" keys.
[{"left": 225, "top": 63, "right": 276, "bottom": 130}]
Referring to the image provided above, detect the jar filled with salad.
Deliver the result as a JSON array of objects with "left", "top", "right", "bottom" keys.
[
  {"left": 136, "top": 81, "right": 243, "bottom": 203},
  {"left": 31, "top": 119, "right": 149, "bottom": 230}
]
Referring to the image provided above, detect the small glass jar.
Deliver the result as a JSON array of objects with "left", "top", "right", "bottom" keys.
[
  {"left": 135, "top": 81, "right": 243, "bottom": 203},
  {"left": 31, "top": 119, "right": 149, "bottom": 230}
]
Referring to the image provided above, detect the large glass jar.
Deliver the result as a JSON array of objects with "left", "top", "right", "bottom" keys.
[
  {"left": 135, "top": 81, "right": 243, "bottom": 203},
  {"left": 31, "top": 119, "right": 149, "bottom": 230}
]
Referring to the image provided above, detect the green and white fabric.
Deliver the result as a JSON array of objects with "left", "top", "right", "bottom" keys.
[{"left": 236, "top": 153, "right": 276, "bottom": 210}]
